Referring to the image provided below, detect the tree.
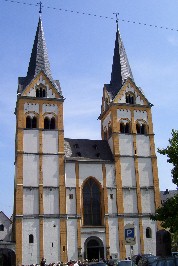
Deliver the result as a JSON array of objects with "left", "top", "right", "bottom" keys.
[{"left": 150, "top": 130, "right": 178, "bottom": 235}]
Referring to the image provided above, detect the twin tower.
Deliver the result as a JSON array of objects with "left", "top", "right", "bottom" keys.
[{"left": 14, "top": 16, "right": 160, "bottom": 265}]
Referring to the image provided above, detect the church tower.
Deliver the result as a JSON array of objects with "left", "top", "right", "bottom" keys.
[
  {"left": 14, "top": 17, "right": 67, "bottom": 265},
  {"left": 99, "top": 22, "right": 161, "bottom": 257}
]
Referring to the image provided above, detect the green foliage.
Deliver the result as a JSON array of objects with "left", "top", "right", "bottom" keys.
[
  {"left": 157, "top": 129, "right": 178, "bottom": 186},
  {"left": 150, "top": 194, "right": 178, "bottom": 233},
  {"left": 151, "top": 130, "right": 178, "bottom": 236}
]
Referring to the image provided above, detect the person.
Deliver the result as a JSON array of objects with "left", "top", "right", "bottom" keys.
[
  {"left": 135, "top": 254, "right": 142, "bottom": 265},
  {"left": 108, "top": 256, "right": 114, "bottom": 266},
  {"left": 40, "top": 257, "right": 46, "bottom": 266}
]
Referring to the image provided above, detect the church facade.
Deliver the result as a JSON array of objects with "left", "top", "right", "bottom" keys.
[{"left": 14, "top": 16, "right": 161, "bottom": 265}]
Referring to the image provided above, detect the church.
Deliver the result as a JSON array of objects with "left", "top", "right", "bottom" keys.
[{"left": 14, "top": 15, "right": 161, "bottom": 265}]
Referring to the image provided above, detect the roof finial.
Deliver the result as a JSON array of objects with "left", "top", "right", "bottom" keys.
[
  {"left": 113, "top": 12, "right": 119, "bottom": 30},
  {"left": 38, "top": 1, "right": 42, "bottom": 14}
]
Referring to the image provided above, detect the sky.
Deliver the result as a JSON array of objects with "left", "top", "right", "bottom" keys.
[{"left": 0, "top": 0, "right": 178, "bottom": 218}]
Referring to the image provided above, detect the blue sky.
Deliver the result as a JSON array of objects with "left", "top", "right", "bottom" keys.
[{"left": 0, "top": 0, "right": 178, "bottom": 217}]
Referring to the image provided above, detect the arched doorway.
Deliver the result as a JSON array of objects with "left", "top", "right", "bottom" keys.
[
  {"left": 0, "top": 248, "right": 16, "bottom": 266},
  {"left": 84, "top": 237, "right": 104, "bottom": 261}
]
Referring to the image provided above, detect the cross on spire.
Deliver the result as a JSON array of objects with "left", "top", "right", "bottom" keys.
[
  {"left": 38, "top": 1, "right": 42, "bottom": 14},
  {"left": 113, "top": 12, "right": 119, "bottom": 28}
]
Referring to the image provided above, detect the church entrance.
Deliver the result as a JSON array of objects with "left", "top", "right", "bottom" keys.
[
  {"left": 84, "top": 237, "right": 104, "bottom": 261},
  {"left": 0, "top": 248, "right": 16, "bottom": 266}
]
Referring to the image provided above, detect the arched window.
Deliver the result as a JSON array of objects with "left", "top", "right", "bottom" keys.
[
  {"left": 26, "top": 116, "right": 31, "bottom": 128},
  {"left": 108, "top": 123, "right": 112, "bottom": 138},
  {"left": 44, "top": 117, "right": 50, "bottom": 129},
  {"left": 36, "top": 87, "right": 46, "bottom": 98},
  {"left": 136, "top": 122, "right": 147, "bottom": 134},
  {"left": 146, "top": 227, "right": 152, "bottom": 238},
  {"left": 29, "top": 234, "right": 34, "bottom": 243},
  {"left": 126, "top": 93, "right": 135, "bottom": 104},
  {"left": 36, "top": 89, "right": 39, "bottom": 97},
  {"left": 83, "top": 178, "right": 102, "bottom": 226},
  {"left": 32, "top": 117, "right": 37, "bottom": 128},
  {"left": 120, "top": 122, "right": 130, "bottom": 133},
  {"left": 0, "top": 224, "right": 4, "bottom": 231},
  {"left": 50, "top": 117, "right": 55, "bottom": 129},
  {"left": 44, "top": 117, "right": 56, "bottom": 130},
  {"left": 26, "top": 116, "right": 37, "bottom": 129}
]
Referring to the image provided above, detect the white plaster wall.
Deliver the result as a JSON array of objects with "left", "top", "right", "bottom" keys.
[
  {"left": 117, "top": 94, "right": 125, "bottom": 103},
  {"left": 46, "top": 86, "right": 56, "bottom": 98},
  {"left": 22, "top": 219, "right": 40, "bottom": 265},
  {"left": 120, "top": 157, "right": 136, "bottom": 187},
  {"left": 136, "top": 136, "right": 150, "bottom": 157},
  {"left": 67, "top": 219, "right": 78, "bottom": 260},
  {"left": 138, "top": 158, "right": 153, "bottom": 187},
  {"left": 42, "top": 104, "right": 58, "bottom": 115},
  {"left": 141, "top": 189, "right": 155, "bottom": 213},
  {"left": 43, "top": 155, "right": 59, "bottom": 186},
  {"left": 102, "top": 113, "right": 111, "bottom": 129},
  {"left": 27, "top": 76, "right": 55, "bottom": 98},
  {"left": 65, "top": 163, "right": 76, "bottom": 187},
  {"left": 106, "top": 164, "right": 115, "bottom": 187},
  {"left": 108, "top": 137, "right": 113, "bottom": 153},
  {"left": 134, "top": 110, "right": 148, "bottom": 122},
  {"left": 42, "top": 131, "right": 58, "bottom": 154},
  {"left": 135, "top": 96, "right": 144, "bottom": 105},
  {"left": 0, "top": 213, "right": 12, "bottom": 241},
  {"left": 123, "top": 190, "right": 138, "bottom": 213},
  {"left": 142, "top": 218, "right": 156, "bottom": 255},
  {"left": 43, "top": 218, "right": 60, "bottom": 264},
  {"left": 124, "top": 218, "right": 140, "bottom": 256},
  {"left": 108, "top": 218, "right": 119, "bottom": 256},
  {"left": 24, "top": 103, "right": 39, "bottom": 114},
  {"left": 119, "top": 135, "right": 134, "bottom": 156},
  {"left": 43, "top": 188, "right": 59, "bottom": 214},
  {"left": 23, "top": 130, "right": 39, "bottom": 153},
  {"left": 79, "top": 164, "right": 103, "bottom": 186},
  {"left": 117, "top": 109, "right": 131, "bottom": 120},
  {"left": 108, "top": 189, "right": 117, "bottom": 214},
  {"left": 66, "top": 188, "right": 76, "bottom": 214},
  {"left": 23, "top": 154, "right": 39, "bottom": 186},
  {"left": 23, "top": 188, "right": 39, "bottom": 215}
]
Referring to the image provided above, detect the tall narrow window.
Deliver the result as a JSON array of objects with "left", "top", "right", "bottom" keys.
[
  {"left": 26, "top": 116, "right": 31, "bottom": 129},
  {"left": 44, "top": 117, "right": 50, "bottom": 129},
  {"left": 36, "top": 89, "right": 39, "bottom": 97},
  {"left": 0, "top": 224, "right": 4, "bottom": 231},
  {"left": 146, "top": 227, "right": 152, "bottom": 238},
  {"left": 50, "top": 117, "right": 55, "bottom": 129},
  {"left": 83, "top": 178, "right": 102, "bottom": 226},
  {"left": 29, "top": 234, "right": 34, "bottom": 243},
  {"left": 136, "top": 123, "right": 147, "bottom": 134},
  {"left": 108, "top": 123, "right": 112, "bottom": 138},
  {"left": 32, "top": 117, "right": 37, "bottom": 128},
  {"left": 120, "top": 122, "right": 130, "bottom": 133},
  {"left": 36, "top": 87, "right": 46, "bottom": 98}
]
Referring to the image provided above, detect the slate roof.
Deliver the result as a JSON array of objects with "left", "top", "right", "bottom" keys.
[
  {"left": 64, "top": 138, "right": 114, "bottom": 162},
  {"left": 160, "top": 189, "right": 178, "bottom": 204},
  {"left": 18, "top": 16, "right": 61, "bottom": 94},
  {"left": 106, "top": 24, "right": 134, "bottom": 100}
]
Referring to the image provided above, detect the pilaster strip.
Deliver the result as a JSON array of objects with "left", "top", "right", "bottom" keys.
[
  {"left": 16, "top": 217, "right": 23, "bottom": 265},
  {"left": 39, "top": 103, "right": 44, "bottom": 260},
  {"left": 112, "top": 108, "right": 126, "bottom": 259},
  {"left": 16, "top": 100, "right": 24, "bottom": 265},
  {"left": 147, "top": 109, "right": 161, "bottom": 230},
  {"left": 102, "top": 164, "right": 109, "bottom": 257},
  {"left": 131, "top": 109, "right": 144, "bottom": 253},
  {"left": 76, "top": 162, "right": 82, "bottom": 255}
]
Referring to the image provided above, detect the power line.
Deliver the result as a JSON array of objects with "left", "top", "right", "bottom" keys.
[{"left": 3, "top": 0, "right": 178, "bottom": 32}]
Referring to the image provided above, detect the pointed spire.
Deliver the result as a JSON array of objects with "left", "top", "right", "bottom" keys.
[
  {"left": 109, "top": 15, "right": 134, "bottom": 95},
  {"left": 26, "top": 16, "right": 53, "bottom": 83}
]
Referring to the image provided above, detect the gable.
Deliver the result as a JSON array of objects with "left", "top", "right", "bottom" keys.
[
  {"left": 21, "top": 71, "right": 62, "bottom": 100},
  {"left": 113, "top": 79, "right": 151, "bottom": 106}
]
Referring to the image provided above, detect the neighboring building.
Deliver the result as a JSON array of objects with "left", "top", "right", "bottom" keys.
[
  {"left": 160, "top": 189, "right": 178, "bottom": 205},
  {"left": 0, "top": 211, "right": 12, "bottom": 242},
  {"left": 13, "top": 16, "right": 161, "bottom": 265}
]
